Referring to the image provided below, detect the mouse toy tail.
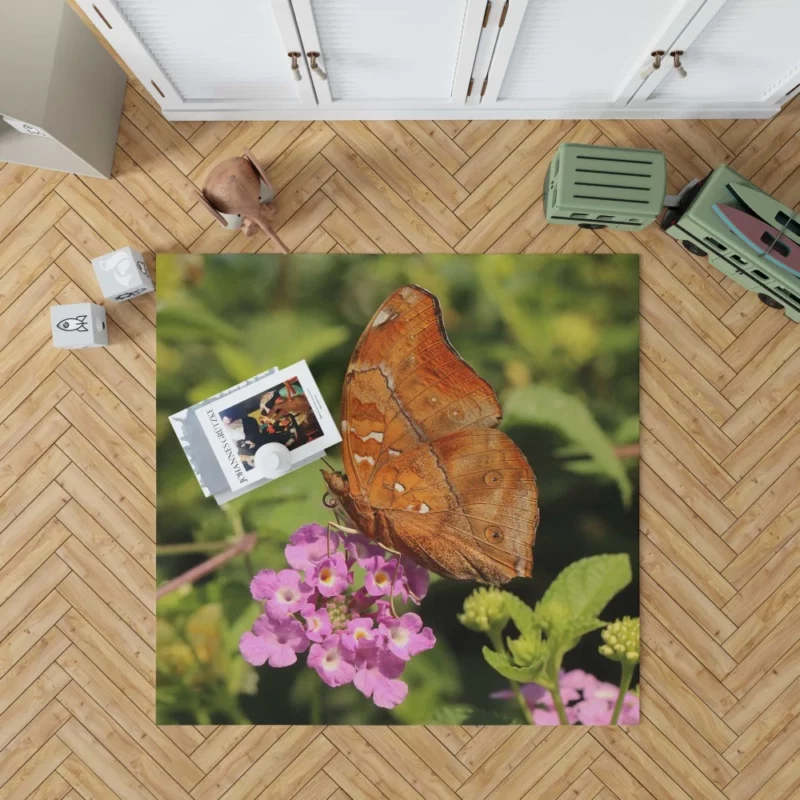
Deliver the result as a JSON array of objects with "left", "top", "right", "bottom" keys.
[{"left": 254, "top": 211, "right": 290, "bottom": 254}]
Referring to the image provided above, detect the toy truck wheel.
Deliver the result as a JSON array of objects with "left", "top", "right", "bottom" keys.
[
  {"left": 758, "top": 293, "right": 785, "bottom": 310},
  {"left": 682, "top": 240, "right": 707, "bottom": 257},
  {"left": 578, "top": 223, "right": 607, "bottom": 230}
]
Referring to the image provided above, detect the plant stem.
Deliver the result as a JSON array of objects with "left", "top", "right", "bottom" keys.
[
  {"left": 543, "top": 649, "right": 570, "bottom": 725},
  {"left": 156, "top": 535, "right": 257, "bottom": 599},
  {"left": 310, "top": 678, "right": 323, "bottom": 725},
  {"left": 487, "top": 630, "right": 533, "bottom": 725},
  {"left": 550, "top": 683, "right": 570, "bottom": 725},
  {"left": 224, "top": 506, "right": 246, "bottom": 539},
  {"left": 610, "top": 661, "right": 635, "bottom": 725},
  {"left": 156, "top": 540, "right": 236, "bottom": 556}
]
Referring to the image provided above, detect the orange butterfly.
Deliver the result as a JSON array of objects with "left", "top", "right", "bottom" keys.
[{"left": 323, "top": 285, "right": 538, "bottom": 584}]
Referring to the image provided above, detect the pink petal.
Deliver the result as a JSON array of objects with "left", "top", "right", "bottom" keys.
[
  {"left": 239, "top": 631, "right": 270, "bottom": 666},
  {"left": 403, "top": 561, "right": 429, "bottom": 601},
  {"left": 353, "top": 666, "right": 378, "bottom": 698},
  {"left": 533, "top": 708, "right": 562, "bottom": 725},
  {"left": 619, "top": 705, "right": 640, "bottom": 725},
  {"left": 250, "top": 570, "right": 277, "bottom": 600},
  {"left": 376, "top": 650, "right": 405, "bottom": 680},
  {"left": 575, "top": 698, "right": 613, "bottom": 725},
  {"left": 408, "top": 627, "right": 436, "bottom": 656},
  {"left": 397, "top": 612, "right": 422, "bottom": 633},
  {"left": 268, "top": 643, "right": 299, "bottom": 668},
  {"left": 372, "top": 676, "right": 408, "bottom": 709}
]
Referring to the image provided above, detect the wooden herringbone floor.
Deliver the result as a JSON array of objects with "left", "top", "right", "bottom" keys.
[{"left": 3, "top": 61, "right": 800, "bottom": 799}]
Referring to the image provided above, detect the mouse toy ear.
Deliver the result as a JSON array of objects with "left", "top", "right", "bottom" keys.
[
  {"left": 195, "top": 189, "right": 229, "bottom": 227},
  {"left": 243, "top": 149, "right": 274, "bottom": 194}
]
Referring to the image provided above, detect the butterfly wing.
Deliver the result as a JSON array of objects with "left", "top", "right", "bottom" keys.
[
  {"left": 367, "top": 428, "right": 537, "bottom": 583},
  {"left": 338, "top": 284, "right": 538, "bottom": 583},
  {"left": 341, "top": 285, "right": 502, "bottom": 497}
]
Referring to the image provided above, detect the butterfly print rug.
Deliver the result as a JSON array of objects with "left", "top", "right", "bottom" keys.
[{"left": 156, "top": 253, "right": 640, "bottom": 726}]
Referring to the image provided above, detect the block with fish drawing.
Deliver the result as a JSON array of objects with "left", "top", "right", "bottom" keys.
[
  {"left": 50, "top": 303, "right": 107, "bottom": 349},
  {"left": 91, "top": 246, "right": 154, "bottom": 301}
]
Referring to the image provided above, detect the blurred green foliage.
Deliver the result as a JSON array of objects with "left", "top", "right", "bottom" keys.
[{"left": 156, "top": 253, "right": 639, "bottom": 725}]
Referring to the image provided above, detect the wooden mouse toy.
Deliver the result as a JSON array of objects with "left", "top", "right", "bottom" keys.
[{"left": 196, "top": 149, "right": 289, "bottom": 254}]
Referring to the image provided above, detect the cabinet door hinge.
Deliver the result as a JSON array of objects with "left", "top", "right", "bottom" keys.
[
  {"left": 482, "top": 1, "right": 492, "bottom": 27},
  {"left": 481, "top": 77, "right": 488, "bottom": 97},
  {"left": 467, "top": 77, "right": 474, "bottom": 97},
  {"left": 499, "top": 0, "right": 509, "bottom": 27}
]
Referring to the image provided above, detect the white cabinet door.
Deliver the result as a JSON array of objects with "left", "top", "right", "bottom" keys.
[
  {"left": 478, "top": 0, "right": 706, "bottom": 111},
  {"left": 289, "top": 0, "right": 486, "bottom": 109},
  {"left": 76, "top": 0, "right": 316, "bottom": 112},
  {"left": 631, "top": 0, "right": 800, "bottom": 109}
]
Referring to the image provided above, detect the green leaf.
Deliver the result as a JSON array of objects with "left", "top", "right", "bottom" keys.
[
  {"left": 541, "top": 554, "right": 631, "bottom": 620},
  {"left": 504, "top": 593, "right": 538, "bottom": 637},
  {"left": 214, "top": 343, "right": 261, "bottom": 384},
  {"left": 561, "top": 615, "right": 607, "bottom": 639},
  {"left": 244, "top": 311, "right": 349, "bottom": 373},
  {"left": 547, "top": 615, "right": 607, "bottom": 654},
  {"left": 430, "top": 704, "right": 518, "bottom": 726},
  {"left": 482, "top": 646, "right": 551, "bottom": 688},
  {"left": 157, "top": 303, "right": 240, "bottom": 343},
  {"left": 502, "top": 385, "right": 632, "bottom": 505},
  {"left": 614, "top": 414, "right": 640, "bottom": 445}
]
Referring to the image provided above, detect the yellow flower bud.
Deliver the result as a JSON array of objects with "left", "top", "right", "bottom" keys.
[
  {"left": 599, "top": 616, "right": 640, "bottom": 664},
  {"left": 458, "top": 587, "right": 511, "bottom": 634}
]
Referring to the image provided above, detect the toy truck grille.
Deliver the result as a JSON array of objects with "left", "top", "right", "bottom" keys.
[{"left": 544, "top": 144, "right": 667, "bottom": 231}]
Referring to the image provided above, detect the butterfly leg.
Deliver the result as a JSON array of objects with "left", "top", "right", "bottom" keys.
[
  {"left": 325, "top": 523, "right": 334, "bottom": 558},
  {"left": 388, "top": 557, "right": 401, "bottom": 618},
  {"left": 329, "top": 521, "right": 359, "bottom": 535},
  {"left": 325, "top": 522, "right": 360, "bottom": 556}
]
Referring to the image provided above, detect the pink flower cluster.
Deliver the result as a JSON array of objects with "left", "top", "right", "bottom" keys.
[
  {"left": 239, "top": 524, "right": 435, "bottom": 709},
  {"left": 491, "top": 668, "right": 640, "bottom": 725}
]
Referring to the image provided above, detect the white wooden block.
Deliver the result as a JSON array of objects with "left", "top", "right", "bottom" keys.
[
  {"left": 50, "top": 303, "right": 107, "bottom": 348},
  {"left": 91, "top": 246, "right": 154, "bottom": 301}
]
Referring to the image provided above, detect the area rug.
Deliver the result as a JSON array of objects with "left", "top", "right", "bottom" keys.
[{"left": 155, "top": 253, "right": 640, "bottom": 726}]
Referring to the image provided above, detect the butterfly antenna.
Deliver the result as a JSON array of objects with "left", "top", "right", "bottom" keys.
[
  {"left": 321, "top": 456, "right": 337, "bottom": 472},
  {"left": 389, "top": 555, "right": 402, "bottom": 619}
]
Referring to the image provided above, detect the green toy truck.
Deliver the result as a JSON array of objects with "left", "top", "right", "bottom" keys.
[
  {"left": 660, "top": 165, "right": 800, "bottom": 322},
  {"left": 544, "top": 143, "right": 800, "bottom": 322},
  {"left": 543, "top": 144, "right": 667, "bottom": 231}
]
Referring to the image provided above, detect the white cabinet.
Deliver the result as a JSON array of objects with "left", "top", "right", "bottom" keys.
[
  {"left": 289, "top": 0, "right": 486, "bottom": 108},
  {"left": 478, "top": 0, "right": 706, "bottom": 109},
  {"left": 75, "top": 0, "right": 800, "bottom": 120},
  {"left": 82, "top": 0, "right": 316, "bottom": 111},
  {"left": 630, "top": 0, "right": 800, "bottom": 108}
]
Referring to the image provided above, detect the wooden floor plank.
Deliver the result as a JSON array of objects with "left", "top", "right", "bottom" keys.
[
  {"left": 363, "top": 120, "right": 469, "bottom": 211},
  {"left": 2, "top": 69, "right": 800, "bottom": 800},
  {"left": 640, "top": 500, "right": 736, "bottom": 609},
  {"left": 329, "top": 122, "right": 467, "bottom": 246},
  {"left": 0, "top": 228, "right": 68, "bottom": 316},
  {"left": 56, "top": 572, "right": 154, "bottom": 682},
  {"left": 122, "top": 85, "right": 201, "bottom": 176},
  {"left": 641, "top": 679, "right": 737, "bottom": 789},
  {"left": 0, "top": 193, "right": 69, "bottom": 276},
  {"left": 399, "top": 121, "right": 469, "bottom": 175}
]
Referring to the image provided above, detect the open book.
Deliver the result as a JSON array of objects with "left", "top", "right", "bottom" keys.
[{"left": 169, "top": 360, "right": 341, "bottom": 505}]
